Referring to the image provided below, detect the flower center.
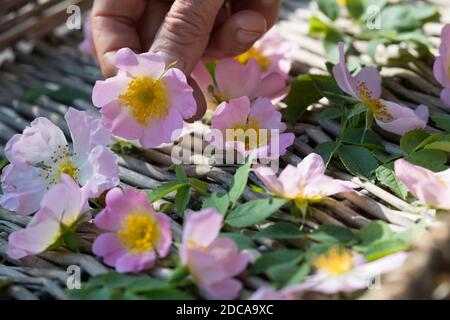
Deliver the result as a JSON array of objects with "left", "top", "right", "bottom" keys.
[
  {"left": 56, "top": 162, "right": 79, "bottom": 182},
  {"left": 37, "top": 145, "right": 79, "bottom": 188},
  {"left": 337, "top": 0, "right": 346, "bottom": 6},
  {"left": 117, "top": 213, "right": 159, "bottom": 253},
  {"left": 313, "top": 246, "right": 354, "bottom": 275},
  {"left": 119, "top": 77, "right": 169, "bottom": 125},
  {"left": 357, "top": 82, "right": 393, "bottom": 121},
  {"left": 235, "top": 47, "right": 271, "bottom": 72},
  {"left": 230, "top": 117, "right": 270, "bottom": 150}
]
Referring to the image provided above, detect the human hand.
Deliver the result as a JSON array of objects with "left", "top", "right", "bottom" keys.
[{"left": 91, "top": 0, "right": 281, "bottom": 121}]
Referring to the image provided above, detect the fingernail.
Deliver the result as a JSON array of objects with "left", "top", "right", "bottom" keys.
[
  {"left": 236, "top": 29, "right": 263, "bottom": 45},
  {"left": 157, "top": 51, "right": 185, "bottom": 72}
]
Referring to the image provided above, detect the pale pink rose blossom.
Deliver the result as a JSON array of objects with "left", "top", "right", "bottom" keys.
[
  {"left": 333, "top": 42, "right": 428, "bottom": 135},
  {"left": 290, "top": 248, "right": 408, "bottom": 295},
  {"left": 433, "top": 24, "right": 450, "bottom": 108},
  {"left": 191, "top": 58, "right": 289, "bottom": 108},
  {"left": 8, "top": 175, "right": 89, "bottom": 259},
  {"left": 253, "top": 153, "right": 356, "bottom": 213},
  {"left": 180, "top": 208, "right": 248, "bottom": 300},
  {"left": 92, "top": 48, "right": 197, "bottom": 148},
  {"left": 92, "top": 187, "right": 172, "bottom": 273},
  {"left": 209, "top": 96, "right": 295, "bottom": 159},
  {"left": 395, "top": 159, "right": 450, "bottom": 210},
  {"left": 0, "top": 108, "right": 119, "bottom": 215},
  {"left": 236, "top": 28, "right": 295, "bottom": 79},
  {"left": 191, "top": 29, "right": 294, "bottom": 109}
]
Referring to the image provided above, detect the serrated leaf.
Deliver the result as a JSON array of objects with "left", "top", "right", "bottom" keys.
[
  {"left": 341, "top": 127, "right": 383, "bottom": 149},
  {"left": 400, "top": 129, "right": 429, "bottom": 155},
  {"left": 175, "top": 165, "right": 188, "bottom": 179},
  {"left": 406, "top": 149, "right": 447, "bottom": 172},
  {"left": 358, "top": 221, "right": 393, "bottom": 246},
  {"left": 309, "top": 16, "right": 333, "bottom": 37},
  {"left": 226, "top": 198, "right": 287, "bottom": 227},
  {"left": 147, "top": 181, "right": 191, "bottom": 203},
  {"left": 432, "top": 113, "right": 450, "bottom": 132},
  {"left": 375, "top": 164, "right": 408, "bottom": 200},
  {"left": 337, "top": 144, "right": 378, "bottom": 179},
  {"left": 314, "top": 141, "right": 339, "bottom": 166},
  {"left": 347, "top": 103, "right": 367, "bottom": 120},
  {"left": 284, "top": 74, "right": 323, "bottom": 124},
  {"left": 346, "top": 0, "right": 365, "bottom": 20},
  {"left": 229, "top": 156, "right": 252, "bottom": 205},
  {"left": 175, "top": 186, "right": 191, "bottom": 216},
  {"left": 424, "top": 141, "right": 450, "bottom": 153},
  {"left": 188, "top": 178, "right": 208, "bottom": 194},
  {"left": 309, "top": 224, "right": 356, "bottom": 244},
  {"left": 267, "top": 261, "right": 302, "bottom": 287},
  {"left": 286, "top": 263, "right": 311, "bottom": 285},
  {"left": 202, "top": 192, "right": 230, "bottom": 215},
  {"left": 363, "top": 239, "right": 408, "bottom": 261},
  {"left": 250, "top": 250, "right": 304, "bottom": 274},
  {"left": 315, "top": 0, "right": 340, "bottom": 21},
  {"left": 254, "top": 222, "right": 304, "bottom": 239},
  {"left": 318, "top": 107, "right": 343, "bottom": 120}
]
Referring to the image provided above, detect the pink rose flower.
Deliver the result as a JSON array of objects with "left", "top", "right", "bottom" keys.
[
  {"left": 191, "top": 29, "right": 294, "bottom": 109},
  {"left": 180, "top": 208, "right": 248, "bottom": 300},
  {"left": 209, "top": 96, "right": 295, "bottom": 159},
  {"left": 333, "top": 42, "right": 428, "bottom": 135},
  {"left": 433, "top": 24, "right": 450, "bottom": 107},
  {"left": 191, "top": 58, "right": 290, "bottom": 108},
  {"left": 235, "top": 28, "right": 295, "bottom": 79},
  {"left": 290, "top": 247, "right": 408, "bottom": 294},
  {"left": 0, "top": 108, "right": 119, "bottom": 215},
  {"left": 8, "top": 175, "right": 89, "bottom": 259},
  {"left": 92, "top": 187, "right": 172, "bottom": 273},
  {"left": 92, "top": 48, "right": 197, "bottom": 148},
  {"left": 395, "top": 159, "right": 450, "bottom": 211},
  {"left": 253, "top": 153, "right": 356, "bottom": 213}
]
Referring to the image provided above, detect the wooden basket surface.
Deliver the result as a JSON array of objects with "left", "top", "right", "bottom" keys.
[{"left": 0, "top": 0, "right": 449, "bottom": 300}]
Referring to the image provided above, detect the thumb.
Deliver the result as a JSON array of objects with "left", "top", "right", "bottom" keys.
[{"left": 150, "top": 0, "right": 225, "bottom": 74}]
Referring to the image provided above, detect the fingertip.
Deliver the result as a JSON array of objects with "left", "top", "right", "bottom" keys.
[
  {"left": 207, "top": 10, "right": 267, "bottom": 59},
  {"left": 99, "top": 51, "right": 118, "bottom": 78}
]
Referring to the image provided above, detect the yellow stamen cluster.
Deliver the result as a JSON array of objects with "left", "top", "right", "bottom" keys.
[
  {"left": 358, "top": 82, "right": 393, "bottom": 122},
  {"left": 37, "top": 145, "right": 79, "bottom": 188},
  {"left": 313, "top": 246, "right": 354, "bottom": 275},
  {"left": 56, "top": 162, "right": 79, "bottom": 182},
  {"left": 119, "top": 77, "right": 169, "bottom": 126},
  {"left": 337, "top": 0, "right": 346, "bottom": 6},
  {"left": 235, "top": 47, "right": 271, "bottom": 72},
  {"left": 117, "top": 213, "right": 159, "bottom": 253},
  {"left": 231, "top": 116, "right": 269, "bottom": 150}
]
